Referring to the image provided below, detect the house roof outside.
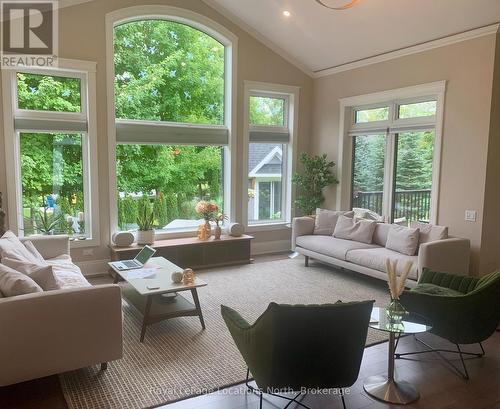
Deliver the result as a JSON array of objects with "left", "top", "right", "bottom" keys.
[{"left": 248, "top": 143, "right": 282, "bottom": 177}]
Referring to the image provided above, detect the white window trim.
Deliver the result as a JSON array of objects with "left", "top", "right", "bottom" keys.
[
  {"left": 105, "top": 6, "right": 238, "bottom": 240},
  {"left": 337, "top": 81, "right": 446, "bottom": 224},
  {"left": 242, "top": 81, "right": 300, "bottom": 230},
  {"left": 1, "top": 59, "right": 100, "bottom": 248}
]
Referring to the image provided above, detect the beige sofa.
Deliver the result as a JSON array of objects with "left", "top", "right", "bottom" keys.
[
  {"left": 292, "top": 217, "right": 470, "bottom": 287},
  {"left": 0, "top": 235, "right": 123, "bottom": 386}
]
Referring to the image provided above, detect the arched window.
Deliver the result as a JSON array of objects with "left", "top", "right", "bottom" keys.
[{"left": 109, "top": 9, "right": 235, "bottom": 235}]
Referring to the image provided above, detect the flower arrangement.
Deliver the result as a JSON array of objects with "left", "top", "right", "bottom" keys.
[
  {"left": 195, "top": 201, "right": 219, "bottom": 221},
  {"left": 386, "top": 259, "right": 413, "bottom": 300},
  {"left": 214, "top": 213, "right": 228, "bottom": 227},
  {"left": 386, "top": 259, "right": 413, "bottom": 321}
]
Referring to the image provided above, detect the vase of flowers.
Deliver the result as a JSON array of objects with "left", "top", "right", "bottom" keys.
[
  {"left": 214, "top": 213, "right": 228, "bottom": 240},
  {"left": 195, "top": 201, "right": 219, "bottom": 240},
  {"left": 385, "top": 259, "right": 412, "bottom": 322}
]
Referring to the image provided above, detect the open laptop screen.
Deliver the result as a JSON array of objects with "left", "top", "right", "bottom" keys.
[{"left": 135, "top": 245, "right": 156, "bottom": 265}]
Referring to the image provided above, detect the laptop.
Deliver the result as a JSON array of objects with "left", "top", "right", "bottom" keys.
[{"left": 110, "top": 245, "right": 156, "bottom": 271}]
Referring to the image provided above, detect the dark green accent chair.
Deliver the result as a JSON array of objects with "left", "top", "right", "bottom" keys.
[
  {"left": 399, "top": 269, "right": 500, "bottom": 379},
  {"left": 221, "top": 300, "right": 374, "bottom": 409}
]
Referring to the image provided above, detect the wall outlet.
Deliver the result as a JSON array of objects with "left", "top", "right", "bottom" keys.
[
  {"left": 465, "top": 210, "right": 477, "bottom": 222},
  {"left": 82, "top": 249, "right": 94, "bottom": 256}
]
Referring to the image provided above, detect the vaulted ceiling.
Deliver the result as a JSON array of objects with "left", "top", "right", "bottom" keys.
[{"left": 204, "top": 0, "right": 500, "bottom": 75}]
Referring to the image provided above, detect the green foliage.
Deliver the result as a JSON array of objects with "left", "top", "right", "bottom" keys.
[
  {"left": 352, "top": 134, "right": 386, "bottom": 192},
  {"left": 249, "top": 96, "right": 284, "bottom": 126},
  {"left": 17, "top": 72, "right": 81, "bottom": 112},
  {"left": 136, "top": 196, "right": 155, "bottom": 231},
  {"left": 114, "top": 20, "right": 224, "bottom": 124},
  {"left": 34, "top": 208, "right": 63, "bottom": 234},
  {"left": 292, "top": 153, "right": 339, "bottom": 215},
  {"left": 153, "top": 192, "right": 168, "bottom": 228}
]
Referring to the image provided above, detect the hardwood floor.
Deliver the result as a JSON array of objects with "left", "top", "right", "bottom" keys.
[
  {"left": 159, "top": 331, "right": 500, "bottom": 409},
  {"left": 1, "top": 253, "right": 499, "bottom": 409}
]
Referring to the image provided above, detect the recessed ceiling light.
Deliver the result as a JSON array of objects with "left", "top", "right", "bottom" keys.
[{"left": 283, "top": 10, "right": 291, "bottom": 17}]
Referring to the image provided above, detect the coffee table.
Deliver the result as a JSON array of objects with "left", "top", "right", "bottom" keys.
[
  {"left": 363, "top": 307, "right": 431, "bottom": 405},
  {"left": 109, "top": 257, "right": 207, "bottom": 342}
]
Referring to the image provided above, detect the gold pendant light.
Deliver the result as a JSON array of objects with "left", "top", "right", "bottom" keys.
[{"left": 314, "top": 0, "right": 361, "bottom": 10}]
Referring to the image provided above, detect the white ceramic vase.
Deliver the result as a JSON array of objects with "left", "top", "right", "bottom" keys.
[{"left": 137, "top": 229, "right": 155, "bottom": 245}]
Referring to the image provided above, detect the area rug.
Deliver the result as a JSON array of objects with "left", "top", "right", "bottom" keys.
[{"left": 60, "top": 258, "right": 390, "bottom": 409}]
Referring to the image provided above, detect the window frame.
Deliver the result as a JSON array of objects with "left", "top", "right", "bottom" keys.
[
  {"left": 338, "top": 81, "right": 446, "bottom": 225},
  {"left": 105, "top": 6, "right": 238, "bottom": 240},
  {"left": 1, "top": 59, "right": 100, "bottom": 248},
  {"left": 242, "top": 81, "right": 300, "bottom": 230}
]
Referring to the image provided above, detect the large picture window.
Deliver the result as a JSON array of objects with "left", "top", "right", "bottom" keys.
[
  {"left": 2, "top": 61, "right": 99, "bottom": 245},
  {"left": 346, "top": 84, "right": 443, "bottom": 225},
  {"left": 243, "top": 82, "right": 299, "bottom": 227},
  {"left": 112, "top": 16, "right": 232, "bottom": 235}
]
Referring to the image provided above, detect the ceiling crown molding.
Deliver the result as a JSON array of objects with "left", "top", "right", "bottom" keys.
[
  {"left": 201, "top": 0, "right": 314, "bottom": 78},
  {"left": 314, "top": 23, "right": 500, "bottom": 78}
]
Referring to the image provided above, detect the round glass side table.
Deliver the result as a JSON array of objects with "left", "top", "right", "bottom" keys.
[{"left": 363, "top": 306, "right": 432, "bottom": 405}]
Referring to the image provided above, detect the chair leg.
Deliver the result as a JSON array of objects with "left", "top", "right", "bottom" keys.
[
  {"left": 341, "top": 394, "right": 347, "bottom": 409},
  {"left": 100, "top": 362, "right": 108, "bottom": 371},
  {"left": 304, "top": 255, "right": 309, "bottom": 267},
  {"left": 395, "top": 337, "right": 484, "bottom": 380}
]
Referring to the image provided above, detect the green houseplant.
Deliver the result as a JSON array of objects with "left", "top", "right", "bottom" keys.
[
  {"left": 292, "top": 153, "right": 339, "bottom": 216},
  {"left": 34, "top": 207, "right": 63, "bottom": 235},
  {"left": 136, "top": 197, "right": 155, "bottom": 245}
]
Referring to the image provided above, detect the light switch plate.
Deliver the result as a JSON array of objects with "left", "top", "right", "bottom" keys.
[{"left": 465, "top": 210, "right": 477, "bottom": 222}]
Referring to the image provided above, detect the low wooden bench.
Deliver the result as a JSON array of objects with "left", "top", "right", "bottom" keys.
[{"left": 110, "top": 234, "right": 253, "bottom": 270}]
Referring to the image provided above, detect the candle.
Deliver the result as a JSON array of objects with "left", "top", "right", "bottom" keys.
[{"left": 78, "top": 212, "right": 85, "bottom": 222}]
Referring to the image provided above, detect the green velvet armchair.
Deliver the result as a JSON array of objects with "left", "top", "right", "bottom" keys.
[
  {"left": 221, "top": 300, "right": 374, "bottom": 409},
  {"left": 399, "top": 269, "right": 500, "bottom": 379}
]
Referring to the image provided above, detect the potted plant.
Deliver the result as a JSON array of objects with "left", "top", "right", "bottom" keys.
[
  {"left": 34, "top": 207, "right": 63, "bottom": 235},
  {"left": 292, "top": 153, "right": 339, "bottom": 216},
  {"left": 136, "top": 198, "right": 155, "bottom": 245}
]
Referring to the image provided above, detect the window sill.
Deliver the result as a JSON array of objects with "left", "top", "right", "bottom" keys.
[
  {"left": 246, "top": 222, "right": 290, "bottom": 232},
  {"left": 70, "top": 237, "right": 100, "bottom": 248}
]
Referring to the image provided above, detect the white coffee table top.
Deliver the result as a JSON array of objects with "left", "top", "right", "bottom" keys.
[{"left": 109, "top": 256, "right": 207, "bottom": 296}]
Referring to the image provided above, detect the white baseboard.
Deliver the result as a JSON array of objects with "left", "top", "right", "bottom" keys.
[
  {"left": 75, "top": 259, "right": 111, "bottom": 277},
  {"left": 252, "top": 239, "right": 291, "bottom": 256}
]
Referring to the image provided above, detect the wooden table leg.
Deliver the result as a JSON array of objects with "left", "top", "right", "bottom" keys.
[
  {"left": 191, "top": 288, "right": 205, "bottom": 330},
  {"left": 140, "top": 295, "right": 153, "bottom": 343}
]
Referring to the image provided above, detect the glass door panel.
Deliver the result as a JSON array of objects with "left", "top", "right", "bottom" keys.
[
  {"left": 351, "top": 134, "right": 386, "bottom": 219},
  {"left": 392, "top": 131, "right": 435, "bottom": 225}
]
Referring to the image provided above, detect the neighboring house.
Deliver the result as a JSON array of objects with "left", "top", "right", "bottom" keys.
[{"left": 248, "top": 143, "right": 283, "bottom": 222}]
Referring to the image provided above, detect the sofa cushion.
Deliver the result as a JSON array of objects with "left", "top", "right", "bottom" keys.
[
  {"left": 346, "top": 247, "right": 419, "bottom": 280},
  {"left": 46, "top": 254, "right": 91, "bottom": 289},
  {"left": 0, "top": 263, "right": 43, "bottom": 296},
  {"left": 22, "top": 240, "right": 46, "bottom": 263},
  {"left": 0, "top": 231, "right": 39, "bottom": 263},
  {"left": 314, "top": 209, "right": 354, "bottom": 235},
  {"left": 296, "top": 235, "right": 379, "bottom": 260},
  {"left": 411, "top": 283, "right": 463, "bottom": 297},
  {"left": 386, "top": 225, "right": 420, "bottom": 256},
  {"left": 353, "top": 208, "right": 383, "bottom": 221},
  {"left": 373, "top": 223, "right": 391, "bottom": 247},
  {"left": 1, "top": 257, "right": 59, "bottom": 291},
  {"left": 333, "top": 215, "right": 377, "bottom": 244},
  {"left": 410, "top": 221, "right": 448, "bottom": 244}
]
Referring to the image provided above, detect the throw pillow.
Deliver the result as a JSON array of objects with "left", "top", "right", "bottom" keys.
[
  {"left": 386, "top": 225, "right": 420, "bottom": 256},
  {"left": 410, "top": 221, "right": 448, "bottom": 244},
  {"left": 0, "top": 231, "right": 38, "bottom": 263},
  {"left": 22, "top": 240, "right": 46, "bottom": 264},
  {"left": 1, "top": 257, "right": 58, "bottom": 291},
  {"left": 314, "top": 209, "right": 354, "bottom": 235},
  {"left": 0, "top": 263, "right": 43, "bottom": 296},
  {"left": 333, "top": 215, "right": 377, "bottom": 244}
]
